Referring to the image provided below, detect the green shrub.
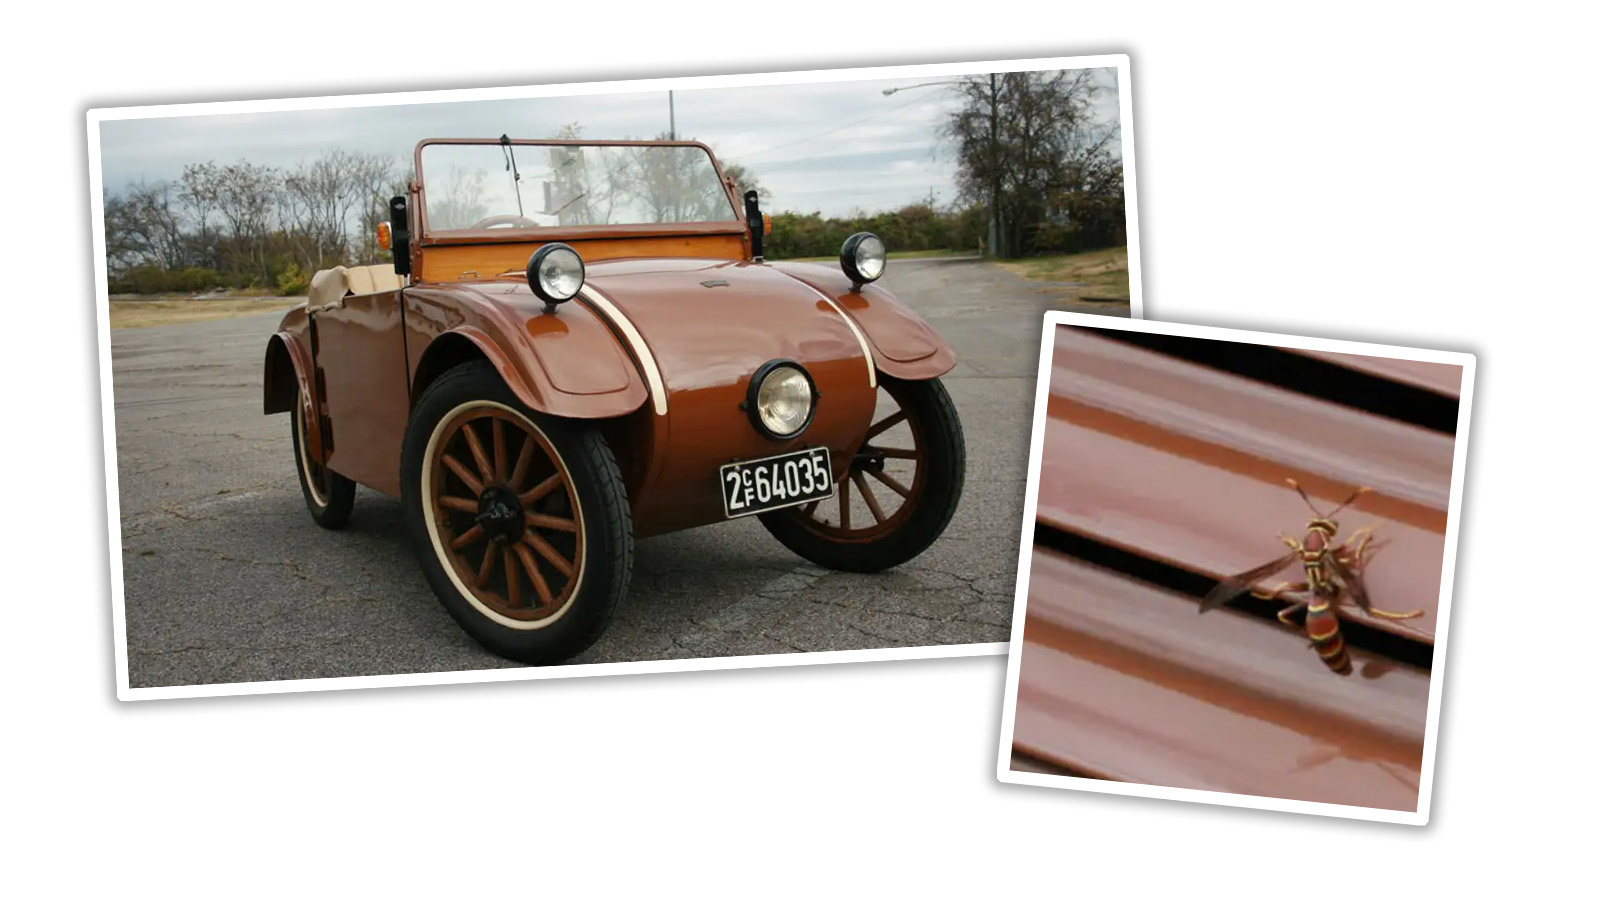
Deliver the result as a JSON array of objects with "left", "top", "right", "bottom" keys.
[{"left": 276, "top": 262, "right": 311, "bottom": 297}]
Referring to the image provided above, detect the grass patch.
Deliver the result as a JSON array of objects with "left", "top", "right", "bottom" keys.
[
  {"left": 996, "top": 246, "right": 1130, "bottom": 301},
  {"left": 108, "top": 297, "right": 305, "bottom": 329}
]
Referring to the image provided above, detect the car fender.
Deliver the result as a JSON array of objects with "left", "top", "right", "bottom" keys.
[
  {"left": 768, "top": 261, "right": 957, "bottom": 380},
  {"left": 404, "top": 283, "right": 651, "bottom": 419},
  {"left": 262, "top": 315, "right": 324, "bottom": 460}
]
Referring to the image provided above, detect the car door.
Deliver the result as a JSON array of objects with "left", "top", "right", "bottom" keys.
[{"left": 310, "top": 288, "right": 411, "bottom": 497}]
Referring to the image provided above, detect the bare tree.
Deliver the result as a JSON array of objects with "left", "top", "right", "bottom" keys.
[
  {"left": 214, "top": 161, "right": 280, "bottom": 282},
  {"left": 179, "top": 162, "right": 222, "bottom": 268},
  {"left": 944, "top": 69, "right": 1117, "bottom": 257}
]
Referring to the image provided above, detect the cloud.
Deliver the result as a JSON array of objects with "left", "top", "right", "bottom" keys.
[{"left": 98, "top": 67, "right": 1122, "bottom": 219}]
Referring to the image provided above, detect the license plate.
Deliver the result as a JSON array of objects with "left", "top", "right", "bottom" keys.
[{"left": 720, "top": 447, "right": 834, "bottom": 519}]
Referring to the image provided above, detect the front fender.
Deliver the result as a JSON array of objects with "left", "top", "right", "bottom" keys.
[
  {"left": 404, "top": 284, "right": 650, "bottom": 419},
  {"left": 768, "top": 261, "right": 957, "bottom": 380}
]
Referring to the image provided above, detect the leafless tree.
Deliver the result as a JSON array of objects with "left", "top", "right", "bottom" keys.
[{"left": 944, "top": 69, "right": 1120, "bottom": 257}]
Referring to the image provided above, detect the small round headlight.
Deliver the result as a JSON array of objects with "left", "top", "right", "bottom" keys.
[
  {"left": 840, "top": 232, "right": 886, "bottom": 286},
  {"left": 526, "top": 243, "right": 585, "bottom": 306},
  {"left": 748, "top": 361, "right": 816, "bottom": 439}
]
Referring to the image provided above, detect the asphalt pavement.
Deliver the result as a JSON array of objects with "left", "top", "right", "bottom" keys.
[{"left": 110, "top": 258, "right": 1129, "bottom": 687}]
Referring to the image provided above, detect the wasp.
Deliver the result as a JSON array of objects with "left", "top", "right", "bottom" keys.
[{"left": 1199, "top": 478, "right": 1424, "bottom": 674}]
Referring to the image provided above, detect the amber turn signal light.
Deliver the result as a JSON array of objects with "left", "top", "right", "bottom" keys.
[
  {"left": 763, "top": 214, "right": 772, "bottom": 236},
  {"left": 377, "top": 221, "right": 392, "bottom": 251}
]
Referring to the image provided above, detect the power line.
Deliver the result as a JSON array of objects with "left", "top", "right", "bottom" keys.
[{"left": 734, "top": 90, "right": 952, "bottom": 162}]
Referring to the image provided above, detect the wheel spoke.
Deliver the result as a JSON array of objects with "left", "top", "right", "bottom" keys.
[
  {"left": 492, "top": 417, "right": 507, "bottom": 484},
  {"left": 867, "top": 467, "right": 911, "bottom": 499},
  {"left": 450, "top": 524, "right": 486, "bottom": 550},
  {"left": 802, "top": 500, "right": 822, "bottom": 517},
  {"left": 475, "top": 544, "right": 497, "bottom": 588},
  {"left": 853, "top": 471, "right": 886, "bottom": 524},
  {"left": 504, "top": 547, "right": 521, "bottom": 608},
  {"left": 509, "top": 433, "right": 536, "bottom": 490},
  {"left": 439, "top": 494, "right": 479, "bottom": 514},
  {"left": 441, "top": 453, "right": 484, "bottom": 496},
  {"left": 515, "top": 543, "right": 554, "bottom": 607},
  {"left": 865, "top": 410, "right": 907, "bottom": 442},
  {"left": 524, "top": 530, "right": 575, "bottom": 578},
  {"left": 838, "top": 475, "right": 852, "bottom": 530},
  {"left": 525, "top": 512, "right": 578, "bottom": 533},
  {"left": 461, "top": 420, "right": 495, "bottom": 483},
  {"left": 873, "top": 446, "right": 918, "bottom": 460},
  {"left": 519, "top": 473, "right": 563, "bottom": 506}
]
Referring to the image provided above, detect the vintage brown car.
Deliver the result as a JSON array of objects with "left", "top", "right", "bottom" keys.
[{"left": 263, "top": 138, "right": 965, "bottom": 664}]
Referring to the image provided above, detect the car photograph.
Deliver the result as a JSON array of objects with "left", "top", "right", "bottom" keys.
[{"left": 263, "top": 138, "right": 967, "bottom": 665}]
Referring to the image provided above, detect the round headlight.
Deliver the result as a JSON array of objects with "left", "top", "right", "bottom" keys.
[
  {"left": 526, "top": 243, "right": 585, "bottom": 305},
  {"left": 840, "top": 232, "right": 886, "bottom": 285},
  {"left": 748, "top": 361, "right": 816, "bottom": 439}
]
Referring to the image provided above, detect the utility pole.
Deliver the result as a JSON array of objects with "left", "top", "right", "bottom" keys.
[
  {"left": 669, "top": 90, "right": 676, "bottom": 140},
  {"left": 989, "top": 73, "right": 1001, "bottom": 259}
]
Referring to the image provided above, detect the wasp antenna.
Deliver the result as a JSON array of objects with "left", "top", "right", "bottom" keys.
[
  {"left": 1327, "top": 486, "right": 1371, "bottom": 516},
  {"left": 1286, "top": 478, "right": 1326, "bottom": 517}
]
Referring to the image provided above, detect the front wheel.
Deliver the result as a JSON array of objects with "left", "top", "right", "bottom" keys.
[
  {"left": 759, "top": 375, "right": 965, "bottom": 572},
  {"left": 401, "top": 361, "right": 634, "bottom": 665}
]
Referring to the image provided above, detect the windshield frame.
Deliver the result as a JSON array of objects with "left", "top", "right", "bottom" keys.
[{"left": 412, "top": 138, "right": 746, "bottom": 245}]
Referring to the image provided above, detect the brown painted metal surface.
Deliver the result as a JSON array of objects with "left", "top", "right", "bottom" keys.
[
  {"left": 1013, "top": 324, "right": 1463, "bottom": 811},
  {"left": 313, "top": 291, "right": 411, "bottom": 496},
  {"left": 403, "top": 281, "right": 650, "bottom": 418},
  {"left": 771, "top": 262, "right": 958, "bottom": 379},
  {"left": 1288, "top": 348, "right": 1464, "bottom": 398}
]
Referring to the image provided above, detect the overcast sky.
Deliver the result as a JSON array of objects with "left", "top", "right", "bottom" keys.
[{"left": 98, "top": 68, "right": 1121, "bottom": 219}]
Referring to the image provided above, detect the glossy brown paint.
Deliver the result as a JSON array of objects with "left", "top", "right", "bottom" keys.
[
  {"left": 768, "top": 262, "right": 957, "bottom": 379},
  {"left": 263, "top": 307, "right": 322, "bottom": 461},
  {"left": 1018, "top": 551, "right": 1427, "bottom": 812},
  {"left": 312, "top": 291, "right": 412, "bottom": 496},
  {"left": 403, "top": 281, "right": 650, "bottom": 420},
  {"left": 582, "top": 259, "right": 878, "bottom": 536}
]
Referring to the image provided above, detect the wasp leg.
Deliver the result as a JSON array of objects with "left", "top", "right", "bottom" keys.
[
  {"left": 1276, "top": 599, "right": 1310, "bottom": 627},
  {"left": 1369, "top": 606, "right": 1427, "bottom": 620},
  {"left": 1340, "top": 526, "right": 1378, "bottom": 567},
  {"left": 1278, "top": 534, "right": 1303, "bottom": 551}
]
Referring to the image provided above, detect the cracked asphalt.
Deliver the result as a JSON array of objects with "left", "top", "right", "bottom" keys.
[{"left": 111, "top": 258, "right": 1129, "bottom": 687}]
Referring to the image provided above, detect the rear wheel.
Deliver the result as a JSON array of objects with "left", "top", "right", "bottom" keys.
[
  {"left": 401, "top": 361, "right": 633, "bottom": 665},
  {"left": 291, "top": 397, "right": 355, "bottom": 529},
  {"left": 759, "top": 375, "right": 965, "bottom": 572}
]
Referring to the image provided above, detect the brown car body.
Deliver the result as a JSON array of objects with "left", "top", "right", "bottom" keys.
[{"left": 263, "top": 138, "right": 955, "bottom": 538}]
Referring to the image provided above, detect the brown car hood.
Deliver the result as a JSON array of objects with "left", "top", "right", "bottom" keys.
[{"left": 581, "top": 258, "right": 874, "bottom": 395}]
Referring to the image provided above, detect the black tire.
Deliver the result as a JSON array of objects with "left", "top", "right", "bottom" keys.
[
  {"left": 759, "top": 375, "right": 965, "bottom": 573},
  {"left": 291, "top": 400, "right": 356, "bottom": 529},
  {"left": 400, "top": 361, "right": 633, "bottom": 665}
]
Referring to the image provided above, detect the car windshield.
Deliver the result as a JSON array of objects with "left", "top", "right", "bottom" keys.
[{"left": 420, "top": 142, "right": 739, "bottom": 231}]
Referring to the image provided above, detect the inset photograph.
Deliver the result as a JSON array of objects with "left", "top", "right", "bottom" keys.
[{"left": 996, "top": 312, "right": 1474, "bottom": 825}]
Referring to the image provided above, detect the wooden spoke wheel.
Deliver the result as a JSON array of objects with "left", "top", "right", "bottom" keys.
[
  {"left": 291, "top": 395, "right": 355, "bottom": 528},
  {"left": 402, "top": 361, "right": 633, "bottom": 664},
  {"left": 759, "top": 376, "right": 965, "bottom": 573}
]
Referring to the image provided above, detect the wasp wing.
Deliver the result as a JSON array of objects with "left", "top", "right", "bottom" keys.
[
  {"left": 1324, "top": 550, "right": 1372, "bottom": 614},
  {"left": 1199, "top": 552, "right": 1298, "bottom": 613}
]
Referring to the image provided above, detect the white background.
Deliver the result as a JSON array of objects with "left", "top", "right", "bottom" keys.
[{"left": 7, "top": 2, "right": 1594, "bottom": 894}]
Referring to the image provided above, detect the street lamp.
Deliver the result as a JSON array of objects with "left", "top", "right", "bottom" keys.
[
  {"left": 881, "top": 77, "right": 1001, "bottom": 257},
  {"left": 881, "top": 80, "right": 959, "bottom": 97}
]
